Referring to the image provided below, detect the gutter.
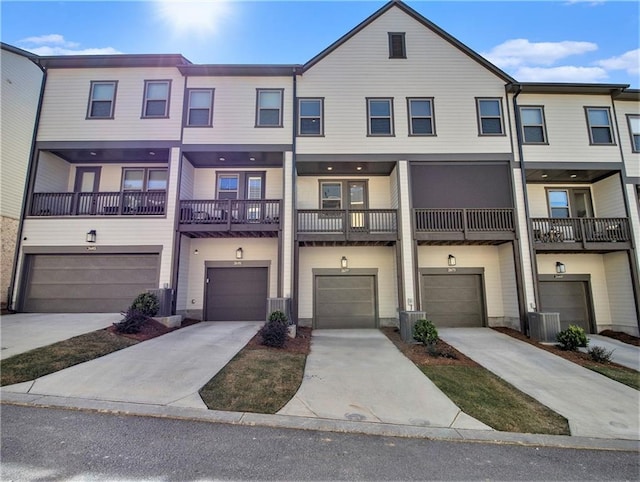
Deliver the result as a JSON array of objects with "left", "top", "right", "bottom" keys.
[
  {"left": 6, "top": 58, "right": 47, "bottom": 310},
  {"left": 290, "top": 67, "right": 299, "bottom": 324}
]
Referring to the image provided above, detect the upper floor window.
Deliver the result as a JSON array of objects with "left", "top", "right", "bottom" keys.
[
  {"left": 367, "top": 98, "right": 394, "bottom": 136},
  {"left": 87, "top": 81, "right": 117, "bottom": 119},
  {"left": 407, "top": 98, "right": 435, "bottom": 136},
  {"left": 142, "top": 80, "right": 170, "bottom": 118},
  {"left": 627, "top": 115, "right": 640, "bottom": 152},
  {"left": 388, "top": 32, "right": 406, "bottom": 59},
  {"left": 320, "top": 182, "right": 342, "bottom": 209},
  {"left": 585, "top": 107, "right": 614, "bottom": 145},
  {"left": 217, "top": 174, "right": 239, "bottom": 199},
  {"left": 298, "top": 98, "right": 323, "bottom": 136},
  {"left": 547, "top": 188, "right": 593, "bottom": 218},
  {"left": 122, "top": 168, "right": 167, "bottom": 191},
  {"left": 187, "top": 89, "right": 214, "bottom": 127},
  {"left": 476, "top": 98, "right": 504, "bottom": 135},
  {"left": 256, "top": 89, "right": 283, "bottom": 127},
  {"left": 520, "top": 106, "right": 547, "bottom": 144}
]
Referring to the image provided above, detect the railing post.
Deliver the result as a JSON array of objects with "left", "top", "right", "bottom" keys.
[
  {"left": 579, "top": 218, "right": 587, "bottom": 248},
  {"left": 344, "top": 209, "right": 349, "bottom": 240},
  {"left": 227, "top": 199, "right": 232, "bottom": 229},
  {"left": 462, "top": 209, "right": 468, "bottom": 239}
]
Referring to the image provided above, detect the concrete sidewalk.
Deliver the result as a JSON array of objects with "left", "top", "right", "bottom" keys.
[
  {"left": 439, "top": 328, "right": 640, "bottom": 440},
  {"left": 278, "top": 329, "right": 491, "bottom": 431},
  {"left": 582, "top": 335, "right": 639, "bottom": 371},
  {"left": 1, "top": 313, "right": 121, "bottom": 360},
  {"left": 3, "top": 322, "right": 261, "bottom": 409}
]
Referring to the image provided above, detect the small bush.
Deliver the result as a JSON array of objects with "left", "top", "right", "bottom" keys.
[
  {"left": 588, "top": 345, "right": 614, "bottom": 363},
  {"left": 556, "top": 325, "right": 589, "bottom": 351},
  {"left": 268, "top": 310, "right": 288, "bottom": 325},
  {"left": 413, "top": 318, "right": 439, "bottom": 353},
  {"left": 260, "top": 320, "right": 288, "bottom": 348},
  {"left": 113, "top": 308, "right": 149, "bottom": 334},
  {"left": 131, "top": 292, "right": 159, "bottom": 317}
]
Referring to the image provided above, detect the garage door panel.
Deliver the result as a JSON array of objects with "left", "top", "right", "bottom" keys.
[
  {"left": 206, "top": 267, "right": 268, "bottom": 321},
  {"left": 315, "top": 275, "right": 376, "bottom": 329},
  {"left": 421, "top": 274, "right": 484, "bottom": 328},
  {"left": 539, "top": 281, "right": 591, "bottom": 333},
  {"left": 29, "top": 268, "right": 158, "bottom": 285}
]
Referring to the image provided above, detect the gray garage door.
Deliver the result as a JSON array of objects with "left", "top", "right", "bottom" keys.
[
  {"left": 205, "top": 267, "right": 268, "bottom": 321},
  {"left": 539, "top": 281, "right": 593, "bottom": 333},
  {"left": 315, "top": 275, "right": 376, "bottom": 329},
  {"left": 22, "top": 253, "right": 159, "bottom": 313},
  {"left": 421, "top": 274, "right": 485, "bottom": 327}
]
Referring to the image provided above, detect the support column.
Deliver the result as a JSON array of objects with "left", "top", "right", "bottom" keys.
[
  {"left": 281, "top": 151, "right": 294, "bottom": 300},
  {"left": 397, "top": 160, "right": 417, "bottom": 310}
]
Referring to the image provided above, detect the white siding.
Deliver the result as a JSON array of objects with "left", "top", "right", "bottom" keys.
[
  {"left": 281, "top": 151, "right": 294, "bottom": 298},
  {"left": 626, "top": 184, "right": 640, "bottom": 276},
  {"left": 1, "top": 48, "right": 43, "bottom": 219},
  {"left": 297, "top": 246, "right": 398, "bottom": 321},
  {"left": 397, "top": 160, "right": 415, "bottom": 308},
  {"left": 614, "top": 99, "right": 640, "bottom": 176},
  {"left": 176, "top": 235, "right": 192, "bottom": 312},
  {"left": 34, "top": 152, "right": 70, "bottom": 192},
  {"left": 182, "top": 76, "right": 293, "bottom": 145},
  {"left": 498, "top": 242, "right": 520, "bottom": 321},
  {"left": 180, "top": 158, "right": 195, "bottom": 200},
  {"left": 296, "top": 175, "right": 391, "bottom": 208},
  {"left": 519, "top": 93, "right": 621, "bottom": 163},
  {"left": 297, "top": 7, "right": 511, "bottom": 155},
  {"left": 184, "top": 238, "right": 279, "bottom": 312},
  {"left": 592, "top": 174, "right": 626, "bottom": 217},
  {"left": 536, "top": 253, "right": 612, "bottom": 328},
  {"left": 513, "top": 169, "right": 536, "bottom": 310},
  {"left": 37, "top": 67, "right": 184, "bottom": 141},
  {"left": 603, "top": 251, "right": 637, "bottom": 335}
]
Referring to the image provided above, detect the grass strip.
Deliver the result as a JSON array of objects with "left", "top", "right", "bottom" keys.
[
  {"left": 586, "top": 365, "right": 640, "bottom": 390},
  {"left": 199, "top": 348, "right": 306, "bottom": 414},
  {"left": 1, "top": 330, "right": 138, "bottom": 386},
  {"left": 421, "top": 365, "right": 570, "bottom": 435}
]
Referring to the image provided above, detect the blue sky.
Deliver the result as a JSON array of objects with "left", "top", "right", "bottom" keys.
[{"left": 2, "top": 1, "right": 638, "bottom": 87}]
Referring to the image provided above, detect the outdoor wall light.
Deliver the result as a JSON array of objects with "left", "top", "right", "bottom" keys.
[
  {"left": 448, "top": 254, "right": 456, "bottom": 267},
  {"left": 193, "top": 249, "right": 199, "bottom": 255},
  {"left": 556, "top": 262, "right": 566, "bottom": 274},
  {"left": 86, "top": 230, "right": 97, "bottom": 243},
  {"left": 236, "top": 247, "right": 243, "bottom": 260},
  {"left": 341, "top": 256, "right": 348, "bottom": 269}
]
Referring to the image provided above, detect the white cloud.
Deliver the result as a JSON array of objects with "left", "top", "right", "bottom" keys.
[
  {"left": 514, "top": 66, "right": 608, "bottom": 83},
  {"left": 596, "top": 49, "right": 640, "bottom": 77},
  {"left": 17, "top": 34, "right": 122, "bottom": 56},
  {"left": 564, "top": 0, "right": 606, "bottom": 6},
  {"left": 482, "top": 39, "right": 598, "bottom": 68}
]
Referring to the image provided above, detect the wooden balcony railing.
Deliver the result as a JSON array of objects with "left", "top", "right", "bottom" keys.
[
  {"left": 414, "top": 208, "right": 515, "bottom": 232},
  {"left": 179, "top": 199, "right": 281, "bottom": 225},
  {"left": 297, "top": 209, "right": 397, "bottom": 241},
  {"left": 531, "top": 217, "right": 631, "bottom": 244},
  {"left": 30, "top": 191, "right": 166, "bottom": 216}
]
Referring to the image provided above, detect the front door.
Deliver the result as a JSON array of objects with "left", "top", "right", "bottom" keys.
[
  {"left": 74, "top": 167, "right": 101, "bottom": 214},
  {"left": 348, "top": 181, "right": 367, "bottom": 231}
]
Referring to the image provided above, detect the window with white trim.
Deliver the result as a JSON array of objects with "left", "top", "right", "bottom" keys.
[
  {"left": 142, "top": 80, "right": 170, "bottom": 118},
  {"left": 407, "top": 98, "right": 434, "bottom": 135},
  {"left": 187, "top": 89, "right": 213, "bottom": 127},
  {"left": 256, "top": 89, "right": 283, "bottom": 127},
  {"left": 367, "top": 98, "right": 394, "bottom": 136},
  {"left": 520, "top": 106, "right": 547, "bottom": 143},
  {"left": 627, "top": 115, "right": 640, "bottom": 152},
  {"left": 477, "top": 98, "right": 504, "bottom": 135},
  {"left": 585, "top": 107, "right": 614, "bottom": 145},
  {"left": 298, "top": 98, "right": 323, "bottom": 135},
  {"left": 87, "top": 81, "right": 117, "bottom": 119}
]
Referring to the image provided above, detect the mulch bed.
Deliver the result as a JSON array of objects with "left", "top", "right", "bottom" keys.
[
  {"left": 599, "top": 329, "right": 640, "bottom": 347},
  {"left": 246, "top": 326, "right": 312, "bottom": 355},
  {"left": 107, "top": 317, "right": 201, "bottom": 342}
]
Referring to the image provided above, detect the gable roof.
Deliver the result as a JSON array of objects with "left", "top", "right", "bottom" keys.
[{"left": 302, "top": 0, "right": 515, "bottom": 83}]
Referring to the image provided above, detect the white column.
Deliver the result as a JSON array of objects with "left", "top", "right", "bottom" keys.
[
  {"left": 513, "top": 168, "right": 537, "bottom": 310},
  {"left": 281, "top": 151, "right": 294, "bottom": 298},
  {"left": 397, "top": 160, "right": 417, "bottom": 309}
]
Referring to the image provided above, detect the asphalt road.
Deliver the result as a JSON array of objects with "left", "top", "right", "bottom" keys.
[{"left": 1, "top": 405, "right": 638, "bottom": 481}]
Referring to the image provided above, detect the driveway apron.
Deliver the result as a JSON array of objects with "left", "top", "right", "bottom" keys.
[
  {"left": 582, "top": 335, "right": 640, "bottom": 371},
  {"left": 278, "top": 329, "right": 492, "bottom": 430},
  {"left": 439, "top": 328, "right": 640, "bottom": 440},
  {"left": 4, "top": 322, "right": 261, "bottom": 409}
]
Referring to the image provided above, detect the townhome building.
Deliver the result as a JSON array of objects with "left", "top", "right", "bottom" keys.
[{"left": 5, "top": 1, "right": 639, "bottom": 336}]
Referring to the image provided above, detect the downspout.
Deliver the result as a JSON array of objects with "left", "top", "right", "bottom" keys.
[
  {"left": 6, "top": 58, "right": 47, "bottom": 311},
  {"left": 512, "top": 84, "right": 541, "bottom": 323},
  {"left": 290, "top": 67, "right": 299, "bottom": 324}
]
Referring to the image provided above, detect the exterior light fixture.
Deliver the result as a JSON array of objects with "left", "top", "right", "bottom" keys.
[
  {"left": 249, "top": 157, "right": 256, "bottom": 161},
  {"left": 193, "top": 249, "right": 199, "bottom": 255},
  {"left": 149, "top": 151, "right": 155, "bottom": 156},
  {"left": 327, "top": 166, "right": 333, "bottom": 171},
  {"left": 570, "top": 174, "right": 577, "bottom": 178},
  {"left": 541, "top": 173, "right": 548, "bottom": 178},
  {"left": 86, "top": 230, "right": 97, "bottom": 243},
  {"left": 90, "top": 151, "right": 97, "bottom": 156},
  {"left": 556, "top": 262, "right": 566, "bottom": 274},
  {"left": 356, "top": 166, "right": 363, "bottom": 171},
  {"left": 236, "top": 247, "right": 243, "bottom": 260},
  {"left": 219, "top": 157, "right": 226, "bottom": 162},
  {"left": 341, "top": 256, "right": 348, "bottom": 269},
  {"left": 448, "top": 254, "right": 456, "bottom": 267}
]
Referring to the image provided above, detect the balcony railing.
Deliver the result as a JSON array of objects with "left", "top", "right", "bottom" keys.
[
  {"left": 30, "top": 191, "right": 166, "bottom": 216},
  {"left": 179, "top": 199, "right": 281, "bottom": 225},
  {"left": 414, "top": 208, "right": 515, "bottom": 239},
  {"left": 297, "top": 209, "right": 397, "bottom": 241},
  {"left": 532, "top": 217, "right": 631, "bottom": 245}
]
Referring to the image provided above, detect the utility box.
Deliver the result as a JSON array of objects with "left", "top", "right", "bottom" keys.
[
  {"left": 146, "top": 288, "right": 173, "bottom": 317},
  {"left": 267, "top": 298, "right": 291, "bottom": 323},
  {"left": 399, "top": 311, "right": 427, "bottom": 343},
  {"left": 528, "top": 312, "right": 561, "bottom": 343}
]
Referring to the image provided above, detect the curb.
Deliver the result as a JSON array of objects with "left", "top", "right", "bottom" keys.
[{"left": 2, "top": 391, "right": 638, "bottom": 452}]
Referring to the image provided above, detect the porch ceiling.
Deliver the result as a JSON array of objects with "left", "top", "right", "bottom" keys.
[
  {"left": 182, "top": 150, "right": 283, "bottom": 168},
  {"left": 50, "top": 148, "right": 169, "bottom": 163},
  {"left": 296, "top": 161, "right": 396, "bottom": 176},
  {"left": 526, "top": 169, "right": 616, "bottom": 183},
  {"left": 416, "top": 239, "right": 513, "bottom": 246}
]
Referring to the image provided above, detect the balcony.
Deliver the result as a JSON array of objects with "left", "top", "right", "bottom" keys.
[
  {"left": 531, "top": 217, "right": 631, "bottom": 251},
  {"left": 414, "top": 208, "right": 516, "bottom": 243},
  {"left": 179, "top": 199, "right": 281, "bottom": 238},
  {"left": 296, "top": 209, "right": 398, "bottom": 244},
  {"left": 30, "top": 191, "right": 166, "bottom": 217}
]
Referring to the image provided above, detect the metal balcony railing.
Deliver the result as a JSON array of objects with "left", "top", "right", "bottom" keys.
[
  {"left": 414, "top": 208, "right": 515, "bottom": 232},
  {"left": 179, "top": 199, "right": 281, "bottom": 225},
  {"left": 531, "top": 217, "right": 631, "bottom": 243},
  {"left": 30, "top": 191, "right": 166, "bottom": 216},
  {"left": 297, "top": 209, "right": 397, "bottom": 235}
]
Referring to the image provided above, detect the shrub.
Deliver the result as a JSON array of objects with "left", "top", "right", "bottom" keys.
[
  {"left": 413, "top": 318, "right": 438, "bottom": 352},
  {"left": 268, "top": 310, "right": 288, "bottom": 325},
  {"left": 260, "top": 320, "right": 288, "bottom": 348},
  {"left": 588, "top": 345, "right": 614, "bottom": 363},
  {"left": 556, "top": 325, "right": 589, "bottom": 351},
  {"left": 130, "top": 292, "right": 159, "bottom": 317},
  {"left": 113, "top": 308, "right": 149, "bottom": 334}
]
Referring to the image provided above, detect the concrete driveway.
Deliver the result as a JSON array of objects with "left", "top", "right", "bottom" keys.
[
  {"left": 3, "top": 322, "right": 261, "bottom": 409},
  {"left": 0, "top": 313, "right": 121, "bottom": 360},
  {"left": 278, "top": 329, "right": 492, "bottom": 431},
  {"left": 439, "top": 328, "right": 640, "bottom": 440},
  {"left": 582, "top": 335, "right": 639, "bottom": 371}
]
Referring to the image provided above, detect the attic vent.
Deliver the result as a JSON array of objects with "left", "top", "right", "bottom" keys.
[{"left": 388, "top": 32, "right": 406, "bottom": 59}]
